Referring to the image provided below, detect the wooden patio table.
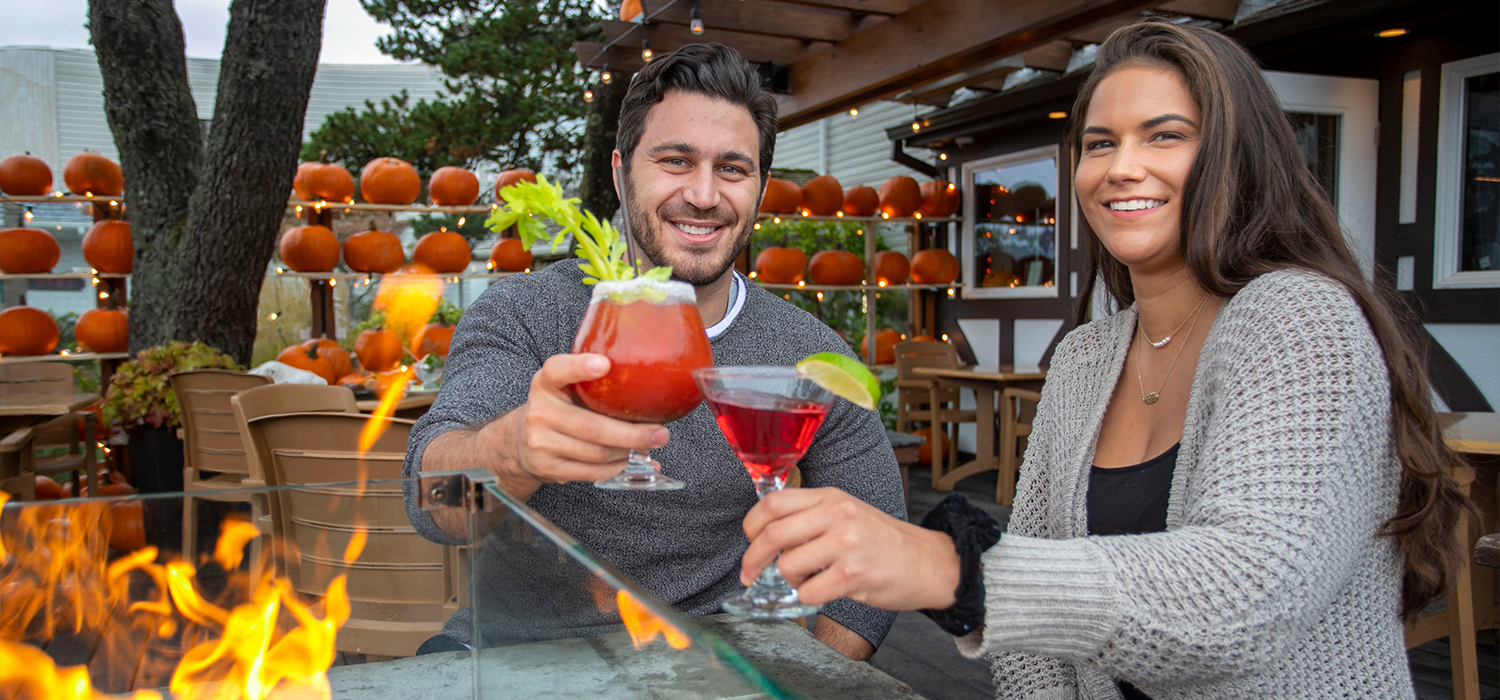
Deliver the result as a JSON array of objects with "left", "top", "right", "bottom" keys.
[
  {"left": 911, "top": 364, "right": 1047, "bottom": 492},
  {"left": 356, "top": 389, "right": 438, "bottom": 420},
  {"left": 0, "top": 391, "right": 101, "bottom": 436}
]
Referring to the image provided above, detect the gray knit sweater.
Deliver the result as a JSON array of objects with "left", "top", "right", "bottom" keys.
[
  {"left": 968, "top": 270, "right": 1412, "bottom": 699},
  {"left": 402, "top": 261, "right": 905, "bottom": 648}
]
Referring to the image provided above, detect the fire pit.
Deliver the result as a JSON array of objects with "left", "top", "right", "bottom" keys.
[{"left": 0, "top": 475, "right": 800, "bottom": 700}]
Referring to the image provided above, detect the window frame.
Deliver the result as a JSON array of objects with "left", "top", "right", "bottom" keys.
[
  {"left": 1433, "top": 52, "right": 1500, "bottom": 289},
  {"left": 960, "top": 144, "right": 1061, "bottom": 300}
]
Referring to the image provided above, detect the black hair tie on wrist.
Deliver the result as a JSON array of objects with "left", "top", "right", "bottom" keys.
[{"left": 918, "top": 492, "right": 1002, "bottom": 637}]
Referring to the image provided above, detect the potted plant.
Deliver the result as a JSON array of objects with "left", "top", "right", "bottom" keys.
[{"left": 102, "top": 341, "right": 240, "bottom": 493}]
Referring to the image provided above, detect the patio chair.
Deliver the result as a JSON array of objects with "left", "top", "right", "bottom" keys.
[
  {"left": 0, "top": 363, "right": 98, "bottom": 497},
  {"left": 996, "top": 387, "right": 1041, "bottom": 506},
  {"left": 1403, "top": 463, "right": 1481, "bottom": 700},
  {"left": 243, "top": 410, "right": 461, "bottom": 659},
  {"left": 0, "top": 426, "right": 38, "bottom": 499},
  {"left": 170, "top": 369, "right": 272, "bottom": 556},
  {"left": 893, "top": 341, "right": 976, "bottom": 487}
]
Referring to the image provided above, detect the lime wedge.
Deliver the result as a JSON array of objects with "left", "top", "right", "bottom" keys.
[{"left": 797, "top": 353, "right": 881, "bottom": 410}]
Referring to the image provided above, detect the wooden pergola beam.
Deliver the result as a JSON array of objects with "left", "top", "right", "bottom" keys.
[
  {"left": 1021, "top": 41, "right": 1074, "bottom": 72},
  {"left": 759, "top": 0, "right": 918, "bottom": 15},
  {"left": 1156, "top": 0, "right": 1241, "bottom": 21},
  {"left": 775, "top": 0, "right": 1161, "bottom": 129},
  {"left": 602, "top": 20, "right": 825, "bottom": 66},
  {"left": 639, "top": 0, "right": 881, "bottom": 43},
  {"left": 893, "top": 54, "right": 1025, "bottom": 105},
  {"left": 575, "top": 41, "right": 647, "bottom": 74}
]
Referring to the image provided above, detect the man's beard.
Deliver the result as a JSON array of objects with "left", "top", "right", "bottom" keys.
[{"left": 624, "top": 179, "right": 754, "bottom": 286}]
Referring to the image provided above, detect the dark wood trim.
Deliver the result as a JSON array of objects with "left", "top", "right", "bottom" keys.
[
  {"left": 1423, "top": 328, "right": 1493, "bottom": 412},
  {"left": 638, "top": 0, "right": 881, "bottom": 43}
]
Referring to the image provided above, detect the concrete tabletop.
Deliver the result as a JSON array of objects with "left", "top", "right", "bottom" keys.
[{"left": 327, "top": 614, "right": 926, "bottom": 700}]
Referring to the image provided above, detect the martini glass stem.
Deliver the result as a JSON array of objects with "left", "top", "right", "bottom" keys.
[
  {"left": 722, "top": 474, "right": 819, "bottom": 618},
  {"left": 624, "top": 449, "right": 656, "bottom": 477}
]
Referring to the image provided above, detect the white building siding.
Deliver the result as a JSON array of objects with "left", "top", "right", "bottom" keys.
[
  {"left": 775, "top": 101, "right": 925, "bottom": 190},
  {"left": 0, "top": 47, "right": 447, "bottom": 178}
]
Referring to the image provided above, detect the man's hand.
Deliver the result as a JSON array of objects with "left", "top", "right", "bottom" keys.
[
  {"left": 742, "top": 488, "right": 961, "bottom": 612},
  {"left": 420, "top": 353, "right": 669, "bottom": 537}
]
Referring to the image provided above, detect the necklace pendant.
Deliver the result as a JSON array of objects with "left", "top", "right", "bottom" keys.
[
  {"left": 1150, "top": 336, "right": 1171, "bottom": 348},
  {"left": 1142, "top": 391, "right": 1160, "bottom": 405}
]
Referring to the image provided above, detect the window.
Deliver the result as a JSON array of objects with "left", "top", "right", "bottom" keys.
[
  {"left": 961, "top": 146, "right": 1059, "bottom": 299},
  {"left": 1286, "top": 112, "right": 1340, "bottom": 209},
  {"left": 1434, "top": 53, "right": 1500, "bottom": 288}
]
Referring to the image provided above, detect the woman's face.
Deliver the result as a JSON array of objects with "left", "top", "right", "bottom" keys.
[{"left": 1075, "top": 64, "right": 1202, "bottom": 276}]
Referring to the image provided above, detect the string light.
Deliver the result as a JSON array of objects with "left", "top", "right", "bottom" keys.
[
  {"left": 849, "top": 108, "right": 859, "bottom": 118},
  {"left": 642, "top": 39, "right": 653, "bottom": 62},
  {"left": 457, "top": 217, "right": 466, "bottom": 226},
  {"left": 690, "top": 1, "right": 704, "bottom": 34},
  {"left": 584, "top": 88, "right": 595, "bottom": 103},
  {"left": 602, "top": 65, "right": 613, "bottom": 84},
  {"left": 939, "top": 153, "right": 948, "bottom": 161},
  {"left": 753, "top": 222, "right": 761, "bottom": 230},
  {"left": 268, "top": 311, "right": 280, "bottom": 321},
  {"left": 911, "top": 121, "right": 921, "bottom": 132},
  {"left": 748, "top": 271, "right": 757, "bottom": 279},
  {"left": 947, "top": 288, "right": 956, "bottom": 297}
]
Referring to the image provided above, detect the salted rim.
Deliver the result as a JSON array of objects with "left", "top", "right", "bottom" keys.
[{"left": 589, "top": 277, "right": 697, "bottom": 304}]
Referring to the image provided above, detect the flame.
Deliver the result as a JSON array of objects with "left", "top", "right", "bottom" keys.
[
  {"left": 357, "top": 367, "right": 415, "bottom": 457},
  {"left": 616, "top": 590, "right": 691, "bottom": 650},
  {"left": 0, "top": 502, "right": 356, "bottom": 700},
  {"left": 372, "top": 268, "right": 443, "bottom": 347}
]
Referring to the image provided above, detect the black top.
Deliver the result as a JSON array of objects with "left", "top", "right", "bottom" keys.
[
  {"left": 1087, "top": 443, "right": 1179, "bottom": 537},
  {"left": 1088, "top": 442, "right": 1179, "bottom": 700}
]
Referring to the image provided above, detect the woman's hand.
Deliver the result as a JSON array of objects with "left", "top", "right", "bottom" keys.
[{"left": 741, "top": 487, "right": 962, "bottom": 611}]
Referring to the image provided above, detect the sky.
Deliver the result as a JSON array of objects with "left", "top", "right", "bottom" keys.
[{"left": 2, "top": 0, "right": 401, "bottom": 64}]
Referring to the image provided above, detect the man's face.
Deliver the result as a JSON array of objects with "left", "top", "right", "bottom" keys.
[{"left": 619, "top": 91, "right": 763, "bottom": 286}]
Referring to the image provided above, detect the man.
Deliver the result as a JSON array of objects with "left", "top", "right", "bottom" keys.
[{"left": 402, "top": 43, "right": 905, "bottom": 660}]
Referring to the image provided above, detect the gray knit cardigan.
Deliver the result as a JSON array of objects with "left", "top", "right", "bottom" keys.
[{"left": 966, "top": 270, "right": 1414, "bottom": 699}]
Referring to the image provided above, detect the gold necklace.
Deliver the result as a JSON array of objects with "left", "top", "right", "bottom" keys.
[
  {"left": 1135, "top": 299, "right": 1208, "bottom": 405},
  {"left": 1138, "top": 293, "right": 1211, "bottom": 348}
]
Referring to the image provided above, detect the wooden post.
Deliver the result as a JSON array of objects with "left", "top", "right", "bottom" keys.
[
  {"left": 303, "top": 206, "right": 337, "bottom": 341},
  {"left": 92, "top": 200, "right": 126, "bottom": 388}
]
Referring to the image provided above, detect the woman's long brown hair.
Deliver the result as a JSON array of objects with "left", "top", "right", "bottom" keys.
[{"left": 1069, "top": 19, "right": 1477, "bottom": 619}]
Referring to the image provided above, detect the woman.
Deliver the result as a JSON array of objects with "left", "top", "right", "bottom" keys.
[{"left": 740, "top": 19, "right": 1475, "bottom": 698}]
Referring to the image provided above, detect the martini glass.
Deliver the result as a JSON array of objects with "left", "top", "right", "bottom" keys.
[
  {"left": 691, "top": 366, "right": 835, "bottom": 618},
  {"left": 574, "top": 277, "right": 714, "bottom": 491}
]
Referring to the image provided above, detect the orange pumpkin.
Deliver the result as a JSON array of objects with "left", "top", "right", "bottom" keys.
[
  {"left": 278, "top": 225, "right": 340, "bottom": 272},
  {"left": 0, "top": 306, "right": 58, "bottom": 355},
  {"left": 429, "top": 166, "right": 480, "bottom": 206},
  {"left": 873, "top": 251, "right": 910, "bottom": 286},
  {"left": 493, "top": 169, "right": 537, "bottom": 202},
  {"left": 800, "top": 175, "right": 843, "bottom": 216},
  {"left": 0, "top": 154, "right": 53, "bottom": 196},
  {"left": 294, "top": 160, "right": 355, "bottom": 202},
  {"left": 859, "top": 327, "right": 903, "bottom": 365},
  {"left": 753, "top": 247, "right": 807, "bottom": 284},
  {"left": 34, "top": 475, "right": 64, "bottom": 500},
  {"left": 343, "top": 228, "right": 405, "bottom": 273},
  {"left": 75, "top": 308, "right": 128, "bottom": 353},
  {"left": 488, "top": 238, "right": 532, "bottom": 272},
  {"left": 759, "top": 178, "right": 802, "bottom": 214},
  {"left": 355, "top": 329, "right": 404, "bottom": 372},
  {"left": 919, "top": 180, "right": 961, "bottom": 217},
  {"left": 878, "top": 176, "right": 922, "bottom": 218},
  {"left": 910, "top": 335, "right": 939, "bottom": 343},
  {"left": 620, "top": 0, "right": 643, "bottom": 21},
  {"left": 109, "top": 501, "right": 146, "bottom": 552},
  {"left": 842, "top": 186, "right": 880, "bottom": 217},
  {"left": 910, "top": 249, "right": 961, "bottom": 284},
  {"left": 413, "top": 231, "right": 472, "bottom": 273},
  {"left": 82, "top": 220, "right": 133, "bottom": 273},
  {"left": 371, "top": 369, "right": 412, "bottom": 392},
  {"left": 286, "top": 338, "right": 354, "bottom": 381},
  {"left": 64, "top": 153, "right": 124, "bottom": 196},
  {"left": 808, "top": 250, "right": 864, "bottom": 286},
  {"left": 412, "top": 323, "right": 454, "bottom": 359},
  {"left": 277, "top": 343, "right": 336, "bottom": 384},
  {"left": 0, "top": 228, "right": 60, "bottom": 274},
  {"left": 913, "top": 426, "right": 951, "bottom": 465},
  {"left": 360, "top": 157, "right": 421, "bottom": 205}
]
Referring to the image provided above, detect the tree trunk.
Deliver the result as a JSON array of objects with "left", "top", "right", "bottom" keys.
[
  {"left": 578, "top": 74, "right": 629, "bottom": 222},
  {"left": 175, "top": 0, "right": 326, "bottom": 363},
  {"left": 90, "top": 0, "right": 326, "bottom": 364},
  {"left": 88, "top": 0, "right": 204, "bottom": 352}
]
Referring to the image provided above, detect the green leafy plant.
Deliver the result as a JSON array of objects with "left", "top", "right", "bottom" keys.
[
  {"left": 430, "top": 298, "right": 463, "bottom": 326},
  {"left": 486, "top": 176, "right": 671, "bottom": 285},
  {"left": 101, "top": 341, "right": 241, "bottom": 431}
]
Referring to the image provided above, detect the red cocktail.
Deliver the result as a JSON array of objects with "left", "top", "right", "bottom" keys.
[
  {"left": 692, "top": 366, "right": 836, "bottom": 618},
  {"left": 574, "top": 278, "right": 714, "bottom": 490}
]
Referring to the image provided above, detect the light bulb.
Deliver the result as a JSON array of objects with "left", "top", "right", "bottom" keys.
[
  {"left": 602, "top": 69, "right": 613, "bottom": 85},
  {"left": 642, "top": 39, "right": 653, "bottom": 62},
  {"left": 691, "top": 17, "right": 704, "bottom": 34},
  {"left": 849, "top": 108, "right": 859, "bottom": 118},
  {"left": 584, "top": 88, "right": 595, "bottom": 103}
]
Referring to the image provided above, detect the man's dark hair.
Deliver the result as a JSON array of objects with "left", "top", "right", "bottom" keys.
[{"left": 616, "top": 43, "right": 778, "bottom": 184}]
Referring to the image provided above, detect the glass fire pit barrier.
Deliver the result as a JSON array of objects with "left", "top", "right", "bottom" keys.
[
  {"left": 0, "top": 475, "right": 792, "bottom": 700},
  {"left": 422, "top": 470, "right": 793, "bottom": 700}
]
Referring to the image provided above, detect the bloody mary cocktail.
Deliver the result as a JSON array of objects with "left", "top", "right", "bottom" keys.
[{"left": 573, "top": 278, "right": 713, "bottom": 490}]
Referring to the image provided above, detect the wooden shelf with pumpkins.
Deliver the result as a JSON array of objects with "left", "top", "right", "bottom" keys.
[
  {"left": 1, "top": 153, "right": 132, "bottom": 379},
  {"left": 748, "top": 174, "right": 963, "bottom": 367}
]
